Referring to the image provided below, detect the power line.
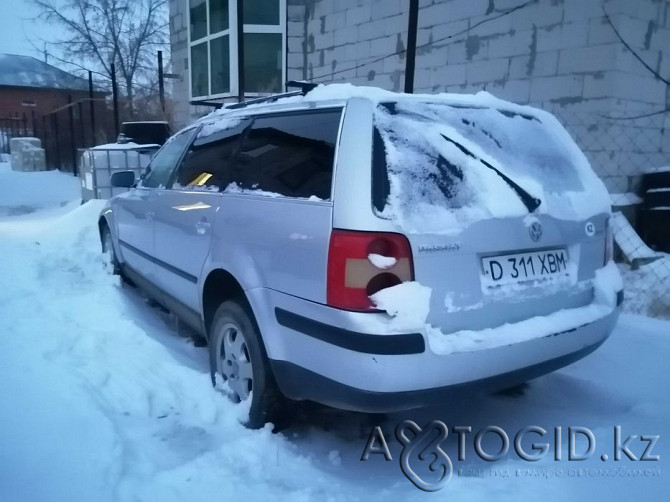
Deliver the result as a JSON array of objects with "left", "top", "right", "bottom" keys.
[
  {"left": 602, "top": 5, "right": 669, "bottom": 87},
  {"left": 598, "top": 107, "right": 670, "bottom": 121},
  {"left": 309, "top": 0, "right": 536, "bottom": 83}
]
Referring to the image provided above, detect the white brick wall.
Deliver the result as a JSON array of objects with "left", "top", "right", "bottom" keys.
[{"left": 166, "top": 0, "right": 670, "bottom": 188}]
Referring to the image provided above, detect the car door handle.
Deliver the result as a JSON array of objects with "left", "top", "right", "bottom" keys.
[
  {"left": 146, "top": 210, "right": 155, "bottom": 220},
  {"left": 195, "top": 220, "right": 211, "bottom": 235}
]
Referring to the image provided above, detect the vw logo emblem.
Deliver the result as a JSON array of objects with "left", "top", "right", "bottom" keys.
[
  {"left": 529, "top": 222, "right": 543, "bottom": 242},
  {"left": 585, "top": 221, "right": 595, "bottom": 237}
]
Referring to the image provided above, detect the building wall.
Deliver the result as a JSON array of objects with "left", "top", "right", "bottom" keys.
[
  {"left": 0, "top": 86, "right": 93, "bottom": 123},
  {"left": 287, "top": 0, "right": 670, "bottom": 192},
  {"left": 169, "top": 0, "right": 194, "bottom": 129},
  {"left": 168, "top": 0, "right": 670, "bottom": 192}
]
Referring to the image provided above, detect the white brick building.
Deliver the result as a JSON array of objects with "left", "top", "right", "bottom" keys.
[{"left": 169, "top": 0, "right": 670, "bottom": 192}]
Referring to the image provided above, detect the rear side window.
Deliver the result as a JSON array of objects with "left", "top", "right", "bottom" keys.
[
  {"left": 229, "top": 109, "right": 342, "bottom": 200},
  {"left": 173, "top": 118, "right": 251, "bottom": 191}
]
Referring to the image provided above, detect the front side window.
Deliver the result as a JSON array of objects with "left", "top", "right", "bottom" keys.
[
  {"left": 173, "top": 118, "right": 251, "bottom": 191},
  {"left": 142, "top": 129, "right": 197, "bottom": 189},
  {"left": 230, "top": 110, "right": 342, "bottom": 200}
]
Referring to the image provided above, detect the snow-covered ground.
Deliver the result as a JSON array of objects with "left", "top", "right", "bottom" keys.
[{"left": 0, "top": 161, "right": 668, "bottom": 500}]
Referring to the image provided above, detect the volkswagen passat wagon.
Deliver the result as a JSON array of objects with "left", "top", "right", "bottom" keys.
[{"left": 99, "top": 85, "right": 623, "bottom": 427}]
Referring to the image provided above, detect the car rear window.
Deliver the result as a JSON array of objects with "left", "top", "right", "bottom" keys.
[
  {"left": 372, "top": 100, "right": 607, "bottom": 234},
  {"left": 229, "top": 109, "right": 342, "bottom": 200}
]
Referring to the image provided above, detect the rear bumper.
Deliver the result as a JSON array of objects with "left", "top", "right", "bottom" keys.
[
  {"left": 249, "top": 288, "right": 622, "bottom": 413},
  {"left": 271, "top": 334, "right": 609, "bottom": 412}
]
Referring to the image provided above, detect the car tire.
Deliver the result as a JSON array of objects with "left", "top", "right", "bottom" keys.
[
  {"left": 101, "top": 226, "right": 121, "bottom": 276},
  {"left": 101, "top": 226, "right": 133, "bottom": 285},
  {"left": 209, "top": 300, "right": 288, "bottom": 429}
]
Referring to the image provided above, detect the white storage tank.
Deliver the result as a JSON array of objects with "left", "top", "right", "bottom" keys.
[{"left": 80, "top": 142, "right": 159, "bottom": 200}]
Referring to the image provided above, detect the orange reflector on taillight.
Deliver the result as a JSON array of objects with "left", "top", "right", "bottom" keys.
[{"left": 327, "top": 230, "right": 414, "bottom": 311}]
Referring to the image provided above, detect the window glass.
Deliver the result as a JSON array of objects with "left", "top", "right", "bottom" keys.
[
  {"left": 191, "top": 42, "right": 209, "bottom": 97},
  {"left": 189, "top": 0, "right": 207, "bottom": 41},
  {"left": 244, "top": 33, "right": 282, "bottom": 93},
  {"left": 210, "top": 35, "right": 230, "bottom": 95},
  {"left": 142, "top": 129, "right": 197, "bottom": 189},
  {"left": 244, "top": 0, "right": 280, "bottom": 25},
  {"left": 174, "top": 119, "right": 251, "bottom": 191},
  {"left": 230, "top": 110, "right": 342, "bottom": 200},
  {"left": 209, "top": 0, "right": 229, "bottom": 33}
]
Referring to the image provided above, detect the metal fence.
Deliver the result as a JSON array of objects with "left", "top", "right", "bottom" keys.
[{"left": 554, "top": 109, "right": 670, "bottom": 319}]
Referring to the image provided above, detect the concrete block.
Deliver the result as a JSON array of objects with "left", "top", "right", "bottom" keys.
[
  {"left": 287, "top": 5, "right": 306, "bottom": 22},
  {"left": 314, "top": 30, "right": 334, "bottom": 50},
  {"left": 431, "top": 0, "right": 488, "bottom": 22},
  {"left": 466, "top": 58, "right": 509, "bottom": 84},
  {"left": 287, "top": 52, "right": 304, "bottom": 70},
  {"left": 557, "top": 45, "right": 618, "bottom": 74},
  {"left": 583, "top": 71, "right": 666, "bottom": 104},
  {"left": 370, "top": 35, "right": 397, "bottom": 57},
  {"left": 325, "top": 11, "right": 347, "bottom": 32},
  {"left": 432, "top": 64, "right": 467, "bottom": 87},
  {"left": 467, "top": 13, "right": 513, "bottom": 38},
  {"left": 587, "top": 16, "right": 620, "bottom": 46},
  {"left": 530, "top": 75, "right": 583, "bottom": 101},
  {"left": 447, "top": 41, "right": 468, "bottom": 64},
  {"left": 370, "top": 0, "right": 404, "bottom": 20},
  {"left": 345, "top": 4, "right": 372, "bottom": 26},
  {"left": 488, "top": 29, "right": 534, "bottom": 59},
  {"left": 334, "top": 25, "right": 358, "bottom": 46},
  {"left": 536, "top": 21, "right": 590, "bottom": 52},
  {"left": 357, "top": 19, "right": 387, "bottom": 41},
  {"left": 563, "top": 0, "right": 604, "bottom": 22},
  {"left": 417, "top": 49, "right": 447, "bottom": 70},
  {"left": 431, "top": 19, "right": 469, "bottom": 43},
  {"left": 418, "top": 2, "right": 455, "bottom": 28},
  {"left": 486, "top": 78, "right": 531, "bottom": 104},
  {"left": 385, "top": 14, "right": 407, "bottom": 36},
  {"left": 509, "top": 50, "right": 558, "bottom": 78},
  {"left": 345, "top": 41, "right": 372, "bottom": 61},
  {"left": 287, "top": 36, "right": 305, "bottom": 53},
  {"left": 512, "top": 1, "right": 563, "bottom": 31},
  {"left": 382, "top": 54, "right": 404, "bottom": 74}
]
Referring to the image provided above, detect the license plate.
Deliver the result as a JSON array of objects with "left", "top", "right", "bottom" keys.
[{"left": 481, "top": 248, "right": 569, "bottom": 286}]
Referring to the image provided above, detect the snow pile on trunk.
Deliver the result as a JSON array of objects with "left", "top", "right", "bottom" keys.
[
  {"left": 369, "top": 281, "right": 432, "bottom": 331},
  {"left": 369, "top": 262, "right": 621, "bottom": 356},
  {"left": 427, "top": 262, "right": 621, "bottom": 355}
]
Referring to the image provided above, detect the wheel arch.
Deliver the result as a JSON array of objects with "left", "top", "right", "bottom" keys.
[
  {"left": 202, "top": 268, "right": 254, "bottom": 341},
  {"left": 98, "top": 214, "right": 111, "bottom": 249}
]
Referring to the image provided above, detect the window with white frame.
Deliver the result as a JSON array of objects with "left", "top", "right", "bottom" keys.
[{"left": 188, "top": 0, "right": 286, "bottom": 100}]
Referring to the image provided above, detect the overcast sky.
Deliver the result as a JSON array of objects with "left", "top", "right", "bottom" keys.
[{"left": 0, "top": 0, "right": 66, "bottom": 60}]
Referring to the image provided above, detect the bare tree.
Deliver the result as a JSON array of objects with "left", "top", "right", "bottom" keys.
[{"left": 32, "top": 0, "right": 169, "bottom": 115}]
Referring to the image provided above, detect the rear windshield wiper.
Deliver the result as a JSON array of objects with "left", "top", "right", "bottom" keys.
[{"left": 440, "top": 133, "right": 542, "bottom": 213}]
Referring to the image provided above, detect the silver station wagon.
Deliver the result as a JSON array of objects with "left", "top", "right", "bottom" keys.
[{"left": 99, "top": 85, "right": 623, "bottom": 427}]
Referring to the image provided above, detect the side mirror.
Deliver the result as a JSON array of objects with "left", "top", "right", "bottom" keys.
[{"left": 111, "top": 170, "right": 136, "bottom": 188}]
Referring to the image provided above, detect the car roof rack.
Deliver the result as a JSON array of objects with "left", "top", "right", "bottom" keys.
[
  {"left": 286, "top": 80, "right": 318, "bottom": 94},
  {"left": 224, "top": 81, "right": 318, "bottom": 111},
  {"left": 189, "top": 99, "right": 225, "bottom": 109},
  {"left": 225, "top": 90, "right": 302, "bottom": 110}
]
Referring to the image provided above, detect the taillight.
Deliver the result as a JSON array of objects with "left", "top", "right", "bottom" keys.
[
  {"left": 605, "top": 217, "right": 614, "bottom": 264},
  {"left": 327, "top": 230, "right": 414, "bottom": 311}
]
